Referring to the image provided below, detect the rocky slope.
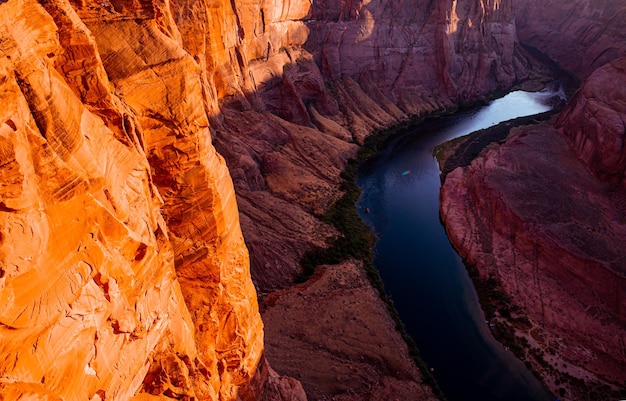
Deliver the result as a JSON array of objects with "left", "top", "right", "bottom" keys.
[
  {"left": 262, "top": 261, "right": 439, "bottom": 401},
  {"left": 439, "top": 56, "right": 626, "bottom": 400},
  {"left": 438, "top": 3, "right": 626, "bottom": 399}
]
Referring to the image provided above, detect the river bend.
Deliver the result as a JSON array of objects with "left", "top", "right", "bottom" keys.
[{"left": 357, "top": 86, "right": 566, "bottom": 401}]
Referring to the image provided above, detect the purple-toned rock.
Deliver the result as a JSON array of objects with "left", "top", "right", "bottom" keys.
[
  {"left": 440, "top": 58, "right": 626, "bottom": 398},
  {"left": 514, "top": 0, "right": 626, "bottom": 78},
  {"left": 556, "top": 56, "right": 626, "bottom": 187}
]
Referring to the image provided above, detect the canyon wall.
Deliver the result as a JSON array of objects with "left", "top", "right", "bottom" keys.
[
  {"left": 514, "top": 0, "right": 626, "bottom": 78},
  {"left": 219, "top": 0, "right": 542, "bottom": 291},
  {"left": 440, "top": 121, "right": 626, "bottom": 399},
  {"left": 0, "top": 0, "right": 294, "bottom": 399},
  {"left": 556, "top": 57, "right": 626, "bottom": 188}
]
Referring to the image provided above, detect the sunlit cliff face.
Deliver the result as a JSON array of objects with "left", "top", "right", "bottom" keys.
[{"left": 0, "top": 0, "right": 263, "bottom": 399}]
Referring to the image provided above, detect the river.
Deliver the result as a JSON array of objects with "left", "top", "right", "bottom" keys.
[{"left": 357, "top": 85, "right": 566, "bottom": 401}]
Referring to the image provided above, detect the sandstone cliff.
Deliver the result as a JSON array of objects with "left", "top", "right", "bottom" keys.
[
  {"left": 556, "top": 56, "right": 626, "bottom": 188},
  {"left": 218, "top": 0, "right": 542, "bottom": 291},
  {"left": 0, "top": 0, "right": 295, "bottom": 399},
  {"left": 514, "top": 0, "right": 626, "bottom": 79},
  {"left": 209, "top": 0, "right": 546, "bottom": 398},
  {"left": 437, "top": 3, "right": 626, "bottom": 399}
]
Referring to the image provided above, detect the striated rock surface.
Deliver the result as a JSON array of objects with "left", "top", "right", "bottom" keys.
[
  {"left": 0, "top": 0, "right": 288, "bottom": 399},
  {"left": 556, "top": 56, "right": 626, "bottom": 187},
  {"left": 305, "top": 0, "right": 536, "bottom": 109},
  {"left": 439, "top": 58, "right": 626, "bottom": 400},
  {"left": 514, "top": 0, "right": 626, "bottom": 78},
  {"left": 217, "top": 0, "right": 543, "bottom": 291},
  {"left": 438, "top": 4, "right": 626, "bottom": 399},
  {"left": 0, "top": 1, "right": 202, "bottom": 398}
]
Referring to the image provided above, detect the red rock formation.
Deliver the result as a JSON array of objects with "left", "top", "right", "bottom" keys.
[
  {"left": 217, "top": 0, "right": 542, "bottom": 291},
  {"left": 261, "top": 261, "right": 439, "bottom": 401},
  {"left": 514, "top": 0, "right": 626, "bottom": 78},
  {"left": 438, "top": 4, "right": 626, "bottom": 399},
  {"left": 305, "top": 0, "right": 533, "bottom": 108},
  {"left": 556, "top": 56, "right": 626, "bottom": 187},
  {"left": 0, "top": 0, "right": 301, "bottom": 399}
]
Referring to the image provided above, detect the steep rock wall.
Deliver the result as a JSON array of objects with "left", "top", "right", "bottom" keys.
[
  {"left": 0, "top": 0, "right": 302, "bottom": 399},
  {"left": 0, "top": 1, "right": 200, "bottom": 398},
  {"left": 214, "top": 0, "right": 541, "bottom": 290},
  {"left": 514, "top": 0, "right": 626, "bottom": 79},
  {"left": 438, "top": 4, "right": 626, "bottom": 399},
  {"left": 556, "top": 56, "right": 626, "bottom": 187},
  {"left": 304, "top": 0, "right": 532, "bottom": 114},
  {"left": 441, "top": 123, "right": 626, "bottom": 398}
]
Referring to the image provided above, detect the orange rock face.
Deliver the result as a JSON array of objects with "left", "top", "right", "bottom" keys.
[{"left": 0, "top": 0, "right": 270, "bottom": 399}]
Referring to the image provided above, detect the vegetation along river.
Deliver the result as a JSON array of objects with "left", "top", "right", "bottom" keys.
[{"left": 357, "top": 84, "right": 567, "bottom": 401}]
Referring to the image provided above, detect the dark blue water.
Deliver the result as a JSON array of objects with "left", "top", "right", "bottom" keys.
[{"left": 357, "top": 87, "right": 565, "bottom": 401}]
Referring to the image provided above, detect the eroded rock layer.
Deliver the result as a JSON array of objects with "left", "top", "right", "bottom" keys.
[
  {"left": 261, "top": 261, "right": 439, "bottom": 401},
  {"left": 218, "top": 0, "right": 542, "bottom": 291},
  {"left": 438, "top": 3, "right": 626, "bottom": 398},
  {"left": 514, "top": 0, "right": 626, "bottom": 78},
  {"left": 556, "top": 57, "right": 626, "bottom": 187}
]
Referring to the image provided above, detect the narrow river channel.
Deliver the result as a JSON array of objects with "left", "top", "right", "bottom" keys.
[{"left": 357, "top": 85, "right": 566, "bottom": 401}]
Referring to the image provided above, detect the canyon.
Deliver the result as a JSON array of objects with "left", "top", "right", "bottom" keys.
[{"left": 0, "top": 0, "right": 624, "bottom": 400}]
